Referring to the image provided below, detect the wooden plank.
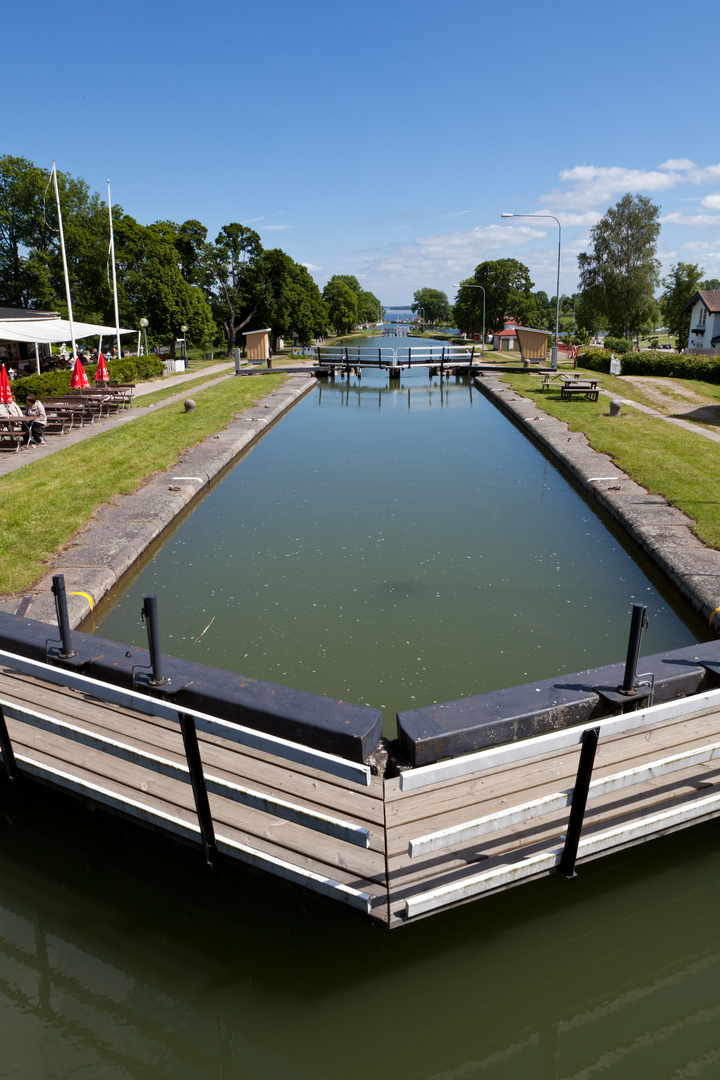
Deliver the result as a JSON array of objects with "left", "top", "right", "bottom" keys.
[
  {"left": 6, "top": 717, "right": 386, "bottom": 883},
  {"left": 385, "top": 709, "right": 720, "bottom": 832},
  {"left": 0, "top": 651, "right": 373, "bottom": 787},
  {"left": 2, "top": 701, "right": 372, "bottom": 849},
  {"left": 408, "top": 740, "right": 720, "bottom": 858},
  {"left": 395, "top": 689, "right": 720, "bottom": 792},
  {"left": 10, "top": 743, "right": 386, "bottom": 918},
  {"left": 402, "top": 787, "right": 720, "bottom": 920},
  {"left": 0, "top": 673, "right": 386, "bottom": 824}
]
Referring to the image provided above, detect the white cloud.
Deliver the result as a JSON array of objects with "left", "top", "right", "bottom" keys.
[
  {"left": 658, "top": 159, "right": 696, "bottom": 171},
  {"left": 263, "top": 224, "right": 291, "bottom": 231},
  {"left": 541, "top": 165, "right": 685, "bottom": 210},
  {"left": 661, "top": 211, "right": 720, "bottom": 226},
  {"left": 301, "top": 262, "right": 323, "bottom": 273},
  {"left": 700, "top": 193, "right": 720, "bottom": 210}
]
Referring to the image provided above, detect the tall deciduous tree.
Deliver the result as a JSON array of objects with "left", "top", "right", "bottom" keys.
[
  {"left": 323, "top": 277, "right": 359, "bottom": 334},
  {"left": 454, "top": 259, "right": 540, "bottom": 334},
  {"left": 577, "top": 193, "right": 661, "bottom": 340},
  {"left": 661, "top": 262, "right": 704, "bottom": 347},
  {"left": 205, "top": 224, "right": 263, "bottom": 356},
  {"left": 250, "top": 249, "right": 327, "bottom": 344},
  {"left": 412, "top": 288, "right": 451, "bottom": 325}
]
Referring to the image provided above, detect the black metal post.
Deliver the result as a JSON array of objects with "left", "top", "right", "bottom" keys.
[
  {"left": 558, "top": 727, "right": 600, "bottom": 879},
  {"left": 622, "top": 603, "right": 648, "bottom": 694},
  {"left": 51, "top": 574, "right": 76, "bottom": 659},
  {"left": 140, "top": 595, "right": 164, "bottom": 684},
  {"left": 0, "top": 705, "right": 19, "bottom": 781},
  {"left": 179, "top": 712, "right": 217, "bottom": 866}
]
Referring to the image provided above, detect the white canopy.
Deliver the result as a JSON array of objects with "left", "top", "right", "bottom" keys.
[{"left": 0, "top": 318, "right": 135, "bottom": 345}]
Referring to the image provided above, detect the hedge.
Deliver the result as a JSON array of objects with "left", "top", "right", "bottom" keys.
[
  {"left": 10, "top": 355, "right": 165, "bottom": 404},
  {"left": 579, "top": 349, "right": 720, "bottom": 385}
]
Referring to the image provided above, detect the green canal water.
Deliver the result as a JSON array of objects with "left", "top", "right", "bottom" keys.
[
  {"left": 89, "top": 362, "right": 700, "bottom": 738},
  {"left": 2, "top": 351, "right": 720, "bottom": 1078}
]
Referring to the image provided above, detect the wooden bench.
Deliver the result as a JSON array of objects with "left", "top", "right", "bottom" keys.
[
  {"left": 561, "top": 380, "right": 599, "bottom": 402},
  {"left": 0, "top": 418, "right": 27, "bottom": 452}
]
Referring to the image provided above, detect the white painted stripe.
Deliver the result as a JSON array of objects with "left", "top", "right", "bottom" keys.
[
  {"left": 399, "top": 687, "right": 720, "bottom": 791},
  {"left": 0, "top": 649, "right": 371, "bottom": 786},
  {"left": 408, "top": 740, "right": 720, "bottom": 858},
  {"left": 13, "top": 752, "right": 374, "bottom": 912},
  {"left": 405, "top": 790, "right": 720, "bottom": 918},
  {"left": 2, "top": 699, "right": 369, "bottom": 847}
]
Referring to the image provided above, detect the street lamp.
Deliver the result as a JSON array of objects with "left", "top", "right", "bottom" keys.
[
  {"left": 139, "top": 317, "right": 149, "bottom": 358},
  {"left": 453, "top": 283, "right": 485, "bottom": 361},
  {"left": 180, "top": 324, "right": 188, "bottom": 369},
  {"left": 501, "top": 212, "right": 562, "bottom": 371}
]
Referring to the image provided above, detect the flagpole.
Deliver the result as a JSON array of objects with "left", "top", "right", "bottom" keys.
[
  {"left": 107, "top": 180, "right": 121, "bottom": 363},
  {"left": 51, "top": 162, "right": 77, "bottom": 363}
]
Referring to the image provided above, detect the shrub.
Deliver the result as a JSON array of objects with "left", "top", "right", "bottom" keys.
[
  {"left": 580, "top": 349, "right": 720, "bottom": 384},
  {"left": 603, "top": 336, "right": 633, "bottom": 353},
  {"left": 10, "top": 355, "right": 166, "bottom": 404}
]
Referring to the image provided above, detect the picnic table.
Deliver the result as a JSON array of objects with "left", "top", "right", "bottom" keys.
[
  {"left": 0, "top": 418, "right": 26, "bottom": 452},
  {"left": 560, "top": 376, "right": 600, "bottom": 402}
]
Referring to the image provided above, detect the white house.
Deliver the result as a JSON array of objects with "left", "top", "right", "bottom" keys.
[{"left": 682, "top": 290, "right": 720, "bottom": 353}]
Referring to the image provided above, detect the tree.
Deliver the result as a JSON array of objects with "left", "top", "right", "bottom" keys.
[
  {"left": 454, "top": 259, "right": 540, "bottom": 335},
  {"left": 250, "top": 249, "right": 327, "bottom": 345},
  {"left": 577, "top": 193, "right": 661, "bottom": 339},
  {"left": 204, "top": 223, "right": 263, "bottom": 356},
  {"left": 412, "top": 288, "right": 451, "bottom": 325},
  {"left": 113, "top": 214, "right": 215, "bottom": 354},
  {"left": 700, "top": 278, "right": 720, "bottom": 291},
  {"left": 323, "top": 277, "right": 358, "bottom": 334},
  {"left": 660, "top": 262, "right": 703, "bottom": 347}
]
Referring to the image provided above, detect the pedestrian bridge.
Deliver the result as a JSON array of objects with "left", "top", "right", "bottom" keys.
[{"left": 314, "top": 344, "right": 476, "bottom": 378}]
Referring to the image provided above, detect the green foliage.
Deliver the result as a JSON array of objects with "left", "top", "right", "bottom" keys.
[
  {"left": 249, "top": 249, "right": 327, "bottom": 344},
  {"left": 578, "top": 193, "right": 661, "bottom": 339},
  {"left": 660, "top": 262, "right": 703, "bottom": 349},
  {"left": 412, "top": 287, "right": 451, "bottom": 325},
  {"left": 10, "top": 355, "right": 165, "bottom": 403},
  {"left": 455, "top": 259, "right": 540, "bottom": 335},
  {"left": 603, "top": 336, "right": 633, "bottom": 353},
  {"left": 322, "top": 277, "right": 358, "bottom": 334},
  {"left": 580, "top": 348, "right": 720, "bottom": 384}
]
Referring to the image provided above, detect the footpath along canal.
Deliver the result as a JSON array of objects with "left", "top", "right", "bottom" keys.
[{"left": 2, "top": 345, "right": 720, "bottom": 1078}]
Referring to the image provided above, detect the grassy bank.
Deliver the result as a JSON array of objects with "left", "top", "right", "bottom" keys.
[
  {"left": 501, "top": 370, "right": 720, "bottom": 549},
  {"left": 0, "top": 373, "right": 287, "bottom": 595}
]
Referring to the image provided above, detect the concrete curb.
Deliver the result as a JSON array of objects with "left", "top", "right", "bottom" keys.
[
  {"left": 5, "top": 375, "right": 316, "bottom": 627},
  {"left": 475, "top": 372, "right": 720, "bottom": 636}
]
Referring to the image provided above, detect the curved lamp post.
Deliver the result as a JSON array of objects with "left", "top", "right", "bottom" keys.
[
  {"left": 501, "top": 212, "right": 562, "bottom": 371},
  {"left": 453, "top": 282, "right": 485, "bottom": 361},
  {"left": 139, "top": 317, "right": 149, "bottom": 358},
  {"left": 180, "top": 324, "right": 188, "bottom": 369}
]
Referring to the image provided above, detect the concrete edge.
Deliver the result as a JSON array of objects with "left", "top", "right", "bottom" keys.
[
  {"left": 2, "top": 375, "right": 317, "bottom": 628},
  {"left": 474, "top": 372, "right": 720, "bottom": 637}
]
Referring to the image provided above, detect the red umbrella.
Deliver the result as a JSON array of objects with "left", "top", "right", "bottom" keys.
[
  {"left": 71, "top": 356, "right": 90, "bottom": 391},
  {"left": 0, "top": 365, "right": 13, "bottom": 405},
  {"left": 95, "top": 353, "right": 110, "bottom": 383}
]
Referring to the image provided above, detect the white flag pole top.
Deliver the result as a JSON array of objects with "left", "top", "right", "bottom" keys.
[
  {"left": 52, "top": 162, "right": 77, "bottom": 362},
  {"left": 107, "top": 180, "right": 121, "bottom": 361}
]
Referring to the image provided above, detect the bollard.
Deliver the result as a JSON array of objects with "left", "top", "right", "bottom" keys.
[
  {"left": 621, "top": 603, "right": 648, "bottom": 694},
  {"left": 184, "top": 399, "right": 196, "bottom": 412},
  {"left": 51, "top": 574, "right": 77, "bottom": 659},
  {"left": 140, "top": 595, "right": 166, "bottom": 685},
  {"left": 609, "top": 399, "right": 622, "bottom": 416}
]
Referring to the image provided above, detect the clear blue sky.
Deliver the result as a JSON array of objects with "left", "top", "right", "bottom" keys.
[{"left": 5, "top": 0, "right": 720, "bottom": 305}]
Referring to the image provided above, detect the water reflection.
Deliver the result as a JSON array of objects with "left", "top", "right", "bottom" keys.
[{"left": 2, "top": 782, "right": 720, "bottom": 1079}]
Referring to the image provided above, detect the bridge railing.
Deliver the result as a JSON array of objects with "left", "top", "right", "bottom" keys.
[{"left": 315, "top": 345, "right": 473, "bottom": 367}]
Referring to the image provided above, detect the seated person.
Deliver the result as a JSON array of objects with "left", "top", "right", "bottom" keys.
[
  {"left": 0, "top": 400, "right": 23, "bottom": 419},
  {"left": 23, "top": 394, "right": 47, "bottom": 446}
]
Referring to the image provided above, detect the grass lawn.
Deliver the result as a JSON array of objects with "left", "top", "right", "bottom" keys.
[
  {"left": 0, "top": 373, "right": 287, "bottom": 595},
  {"left": 502, "top": 370, "right": 720, "bottom": 550},
  {"left": 133, "top": 369, "right": 232, "bottom": 408}
]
